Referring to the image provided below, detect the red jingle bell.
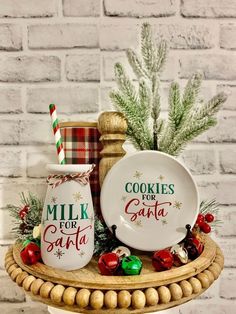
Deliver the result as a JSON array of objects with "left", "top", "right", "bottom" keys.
[
  {"left": 19, "top": 205, "right": 30, "bottom": 220},
  {"left": 152, "top": 250, "right": 173, "bottom": 272},
  {"left": 98, "top": 252, "right": 120, "bottom": 276},
  {"left": 20, "top": 242, "right": 41, "bottom": 265},
  {"left": 185, "top": 237, "right": 204, "bottom": 260}
]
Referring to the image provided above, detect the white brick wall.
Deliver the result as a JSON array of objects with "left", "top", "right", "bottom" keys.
[{"left": 0, "top": 0, "right": 235, "bottom": 313}]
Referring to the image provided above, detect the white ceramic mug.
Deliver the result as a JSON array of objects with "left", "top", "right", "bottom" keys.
[{"left": 41, "top": 164, "right": 94, "bottom": 270}]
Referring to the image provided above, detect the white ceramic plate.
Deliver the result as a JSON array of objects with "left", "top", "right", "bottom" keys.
[{"left": 100, "top": 151, "right": 199, "bottom": 251}]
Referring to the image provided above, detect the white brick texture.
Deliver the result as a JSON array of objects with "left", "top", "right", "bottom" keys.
[
  {"left": 153, "top": 23, "right": 214, "bottom": 49},
  {"left": 0, "top": 88, "right": 22, "bottom": 113},
  {"left": 66, "top": 52, "right": 100, "bottom": 81},
  {"left": 104, "top": 0, "right": 176, "bottom": 17},
  {"left": 63, "top": 0, "right": 100, "bottom": 17},
  {"left": 220, "top": 24, "right": 236, "bottom": 50},
  {"left": 27, "top": 86, "right": 99, "bottom": 114},
  {"left": 181, "top": 0, "right": 236, "bottom": 18},
  {"left": 0, "top": 24, "right": 22, "bottom": 51},
  {"left": 0, "top": 56, "right": 61, "bottom": 82},
  {"left": 217, "top": 85, "right": 236, "bottom": 110},
  {"left": 0, "top": 0, "right": 56, "bottom": 18},
  {"left": 28, "top": 24, "right": 99, "bottom": 49},
  {"left": 0, "top": 0, "right": 235, "bottom": 313},
  {"left": 179, "top": 55, "right": 236, "bottom": 80},
  {"left": 100, "top": 23, "right": 138, "bottom": 50}
]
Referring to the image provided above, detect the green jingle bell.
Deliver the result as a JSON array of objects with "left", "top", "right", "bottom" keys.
[{"left": 121, "top": 255, "right": 142, "bottom": 275}]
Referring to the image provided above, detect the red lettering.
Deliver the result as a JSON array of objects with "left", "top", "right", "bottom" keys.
[
  {"left": 42, "top": 224, "right": 92, "bottom": 252},
  {"left": 124, "top": 200, "right": 171, "bottom": 222}
]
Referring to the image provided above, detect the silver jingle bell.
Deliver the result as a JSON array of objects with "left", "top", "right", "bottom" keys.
[{"left": 112, "top": 246, "right": 131, "bottom": 259}]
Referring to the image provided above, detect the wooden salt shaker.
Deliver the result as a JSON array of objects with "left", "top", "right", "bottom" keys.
[{"left": 98, "top": 111, "right": 127, "bottom": 186}]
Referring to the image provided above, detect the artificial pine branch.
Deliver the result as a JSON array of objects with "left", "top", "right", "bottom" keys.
[
  {"left": 94, "top": 216, "right": 121, "bottom": 255},
  {"left": 110, "top": 23, "right": 227, "bottom": 156},
  {"left": 7, "top": 192, "right": 43, "bottom": 242},
  {"left": 199, "top": 200, "right": 222, "bottom": 230}
]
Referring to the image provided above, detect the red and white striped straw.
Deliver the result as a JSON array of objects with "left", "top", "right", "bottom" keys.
[{"left": 49, "top": 104, "right": 66, "bottom": 165}]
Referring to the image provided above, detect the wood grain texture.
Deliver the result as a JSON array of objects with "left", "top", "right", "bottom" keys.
[
  {"left": 4, "top": 236, "right": 224, "bottom": 313},
  {"left": 60, "top": 121, "right": 97, "bottom": 128},
  {"left": 97, "top": 111, "right": 127, "bottom": 186},
  {"left": 12, "top": 236, "right": 216, "bottom": 290}
]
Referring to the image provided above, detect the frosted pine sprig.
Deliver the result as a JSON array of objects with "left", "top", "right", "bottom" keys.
[{"left": 109, "top": 22, "right": 227, "bottom": 155}]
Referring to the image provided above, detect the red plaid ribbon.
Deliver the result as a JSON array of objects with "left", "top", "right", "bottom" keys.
[
  {"left": 46, "top": 165, "right": 95, "bottom": 189},
  {"left": 61, "top": 126, "right": 102, "bottom": 214}
]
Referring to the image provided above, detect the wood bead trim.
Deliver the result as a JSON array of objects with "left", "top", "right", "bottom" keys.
[{"left": 5, "top": 240, "right": 224, "bottom": 313}]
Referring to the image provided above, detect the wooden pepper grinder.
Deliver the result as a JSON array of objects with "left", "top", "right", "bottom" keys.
[{"left": 98, "top": 111, "right": 127, "bottom": 186}]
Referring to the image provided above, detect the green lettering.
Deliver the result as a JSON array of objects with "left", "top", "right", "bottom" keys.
[
  {"left": 140, "top": 183, "right": 147, "bottom": 194},
  {"left": 68, "top": 204, "right": 78, "bottom": 220},
  {"left": 169, "top": 184, "right": 175, "bottom": 194},
  {"left": 80, "top": 203, "right": 89, "bottom": 219},
  {"left": 60, "top": 204, "right": 65, "bottom": 220},
  {"left": 125, "top": 182, "right": 132, "bottom": 193},
  {"left": 133, "top": 182, "right": 139, "bottom": 193},
  {"left": 46, "top": 204, "right": 57, "bottom": 220},
  {"left": 147, "top": 184, "right": 155, "bottom": 194},
  {"left": 161, "top": 184, "right": 168, "bottom": 194}
]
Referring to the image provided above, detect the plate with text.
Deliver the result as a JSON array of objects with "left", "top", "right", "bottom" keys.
[{"left": 100, "top": 151, "right": 199, "bottom": 251}]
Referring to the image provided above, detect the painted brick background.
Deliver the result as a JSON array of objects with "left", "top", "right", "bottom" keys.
[{"left": 0, "top": 0, "right": 236, "bottom": 313}]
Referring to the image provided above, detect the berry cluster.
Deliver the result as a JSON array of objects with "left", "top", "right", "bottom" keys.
[{"left": 195, "top": 213, "right": 215, "bottom": 234}]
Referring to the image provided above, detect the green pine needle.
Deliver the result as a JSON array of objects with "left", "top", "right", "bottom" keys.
[
  {"left": 7, "top": 192, "right": 43, "bottom": 241},
  {"left": 109, "top": 23, "right": 227, "bottom": 155}
]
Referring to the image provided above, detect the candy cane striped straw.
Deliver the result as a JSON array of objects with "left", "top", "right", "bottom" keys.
[{"left": 49, "top": 104, "right": 66, "bottom": 165}]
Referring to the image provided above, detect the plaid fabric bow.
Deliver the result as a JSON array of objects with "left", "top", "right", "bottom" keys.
[{"left": 46, "top": 164, "right": 95, "bottom": 189}]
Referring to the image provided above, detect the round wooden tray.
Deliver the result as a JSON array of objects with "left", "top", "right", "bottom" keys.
[{"left": 5, "top": 236, "right": 224, "bottom": 313}]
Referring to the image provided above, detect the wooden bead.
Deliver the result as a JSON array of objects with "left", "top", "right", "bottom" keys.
[
  {"left": 157, "top": 286, "right": 171, "bottom": 304},
  {"left": 179, "top": 280, "right": 193, "bottom": 297},
  {"left": 90, "top": 290, "right": 104, "bottom": 310},
  {"left": 131, "top": 290, "right": 146, "bottom": 309},
  {"left": 214, "top": 257, "right": 224, "bottom": 269},
  {"left": 40, "top": 282, "right": 54, "bottom": 299},
  {"left": 117, "top": 290, "right": 131, "bottom": 309},
  {"left": 76, "top": 288, "right": 91, "bottom": 308},
  {"left": 31, "top": 278, "right": 44, "bottom": 295},
  {"left": 104, "top": 290, "right": 117, "bottom": 309},
  {"left": 5, "top": 251, "right": 13, "bottom": 259},
  {"left": 212, "top": 262, "right": 222, "bottom": 274},
  {"left": 169, "top": 283, "right": 183, "bottom": 301},
  {"left": 4, "top": 255, "right": 13, "bottom": 265},
  {"left": 145, "top": 287, "right": 159, "bottom": 306},
  {"left": 188, "top": 277, "right": 202, "bottom": 294},
  {"left": 208, "top": 265, "right": 219, "bottom": 280},
  {"left": 50, "top": 284, "right": 65, "bottom": 303},
  {"left": 11, "top": 267, "right": 22, "bottom": 281},
  {"left": 16, "top": 271, "right": 28, "bottom": 286},
  {"left": 203, "top": 270, "right": 214, "bottom": 284},
  {"left": 22, "top": 275, "right": 36, "bottom": 291},
  {"left": 63, "top": 287, "right": 77, "bottom": 306},
  {"left": 216, "top": 247, "right": 223, "bottom": 256},
  {"left": 197, "top": 273, "right": 210, "bottom": 289},
  {"left": 5, "top": 259, "right": 15, "bottom": 271},
  {"left": 7, "top": 264, "right": 18, "bottom": 275}
]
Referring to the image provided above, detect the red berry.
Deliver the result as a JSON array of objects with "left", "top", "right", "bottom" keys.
[
  {"left": 205, "top": 213, "right": 214, "bottom": 223},
  {"left": 19, "top": 205, "right": 30, "bottom": 220},
  {"left": 201, "top": 222, "right": 211, "bottom": 234},
  {"left": 196, "top": 214, "right": 205, "bottom": 227},
  {"left": 197, "top": 214, "right": 204, "bottom": 221}
]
